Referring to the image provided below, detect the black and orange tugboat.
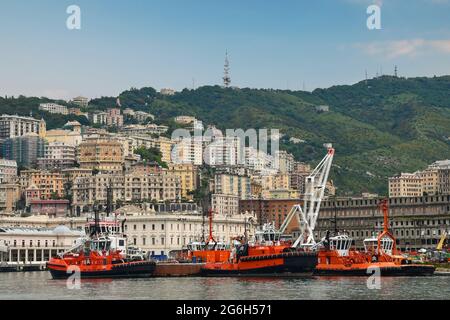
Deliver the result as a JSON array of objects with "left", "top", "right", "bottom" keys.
[
  {"left": 47, "top": 212, "right": 155, "bottom": 279},
  {"left": 314, "top": 199, "right": 435, "bottom": 276},
  {"left": 201, "top": 223, "right": 318, "bottom": 276}
]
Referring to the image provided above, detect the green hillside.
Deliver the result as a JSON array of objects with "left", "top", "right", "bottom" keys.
[{"left": 2, "top": 75, "right": 450, "bottom": 196}]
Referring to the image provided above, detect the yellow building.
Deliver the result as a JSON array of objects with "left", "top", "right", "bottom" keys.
[
  {"left": 260, "top": 174, "right": 290, "bottom": 191},
  {"left": 19, "top": 170, "right": 66, "bottom": 200},
  {"left": 78, "top": 137, "right": 124, "bottom": 172},
  {"left": 214, "top": 174, "right": 251, "bottom": 200},
  {"left": 167, "top": 164, "right": 198, "bottom": 200},
  {"left": 45, "top": 121, "right": 82, "bottom": 147},
  {"left": 417, "top": 169, "right": 439, "bottom": 196},
  {"left": 389, "top": 173, "right": 423, "bottom": 197},
  {"left": 158, "top": 137, "right": 173, "bottom": 164}
]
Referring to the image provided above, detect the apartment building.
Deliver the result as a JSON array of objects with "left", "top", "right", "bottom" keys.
[
  {"left": 0, "top": 115, "right": 46, "bottom": 139},
  {"left": 78, "top": 137, "right": 124, "bottom": 172},
  {"left": 0, "top": 159, "right": 18, "bottom": 184},
  {"left": 37, "top": 142, "right": 76, "bottom": 170},
  {"left": 38, "top": 103, "right": 68, "bottom": 115}
]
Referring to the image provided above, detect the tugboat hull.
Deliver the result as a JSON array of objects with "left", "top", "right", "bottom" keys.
[
  {"left": 314, "top": 264, "right": 436, "bottom": 277},
  {"left": 201, "top": 251, "right": 318, "bottom": 277},
  {"left": 48, "top": 261, "right": 156, "bottom": 279}
]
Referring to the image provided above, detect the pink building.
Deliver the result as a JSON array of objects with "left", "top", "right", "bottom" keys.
[
  {"left": 29, "top": 200, "right": 70, "bottom": 217},
  {"left": 107, "top": 108, "right": 124, "bottom": 127}
]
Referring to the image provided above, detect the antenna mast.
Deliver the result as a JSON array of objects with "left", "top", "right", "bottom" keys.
[{"left": 223, "top": 51, "right": 231, "bottom": 88}]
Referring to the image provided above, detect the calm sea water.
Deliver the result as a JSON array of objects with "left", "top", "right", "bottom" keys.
[{"left": 0, "top": 272, "right": 448, "bottom": 300}]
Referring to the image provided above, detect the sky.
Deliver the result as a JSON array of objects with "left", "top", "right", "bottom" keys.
[{"left": 0, "top": 0, "right": 449, "bottom": 100}]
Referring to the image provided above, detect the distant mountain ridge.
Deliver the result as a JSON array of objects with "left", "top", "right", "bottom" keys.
[{"left": 2, "top": 75, "right": 450, "bottom": 196}]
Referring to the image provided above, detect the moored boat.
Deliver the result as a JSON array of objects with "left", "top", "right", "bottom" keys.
[
  {"left": 201, "top": 223, "right": 318, "bottom": 276},
  {"left": 48, "top": 213, "right": 155, "bottom": 279},
  {"left": 314, "top": 200, "right": 436, "bottom": 276}
]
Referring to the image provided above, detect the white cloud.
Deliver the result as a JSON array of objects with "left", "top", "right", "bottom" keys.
[{"left": 355, "top": 39, "right": 450, "bottom": 59}]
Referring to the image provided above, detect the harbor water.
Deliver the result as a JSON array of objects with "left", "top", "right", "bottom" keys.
[{"left": 0, "top": 272, "right": 449, "bottom": 300}]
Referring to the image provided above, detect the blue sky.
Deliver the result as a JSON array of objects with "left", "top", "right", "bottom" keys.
[{"left": 1, "top": 0, "right": 449, "bottom": 99}]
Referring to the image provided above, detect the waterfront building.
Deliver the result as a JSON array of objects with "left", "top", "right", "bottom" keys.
[
  {"left": 0, "top": 159, "right": 18, "bottom": 184},
  {"left": 1, "top": 134, "right": 47, "bottom": 168},
  {"left": 0, "top": 207, "right": 256, "bottom": 258},
  {"left": 78, "top": 137, "right": 124, "bottom": 172},
  {"left": 0, "top": 226, "right": 84, "bottom": 269},
  {"left": 117, "top": 208, "right": 256, "bottom": 256},
  {"left": 38, "top": 103, "right": 68, "bottom": 115},
  {"left": 315, "top": 195, "right": 450, "bottom": 251},
  {"left": 0, "top": 115, "right": 46, "bottom": 139}
]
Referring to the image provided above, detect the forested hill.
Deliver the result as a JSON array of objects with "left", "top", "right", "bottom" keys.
[{"left": 2, "top": 75, "right": 450, "bottom": 196}]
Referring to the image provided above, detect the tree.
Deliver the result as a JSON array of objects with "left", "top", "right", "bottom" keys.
[{"left": 134, "top": 146, "right": 168, "bottom": 168}]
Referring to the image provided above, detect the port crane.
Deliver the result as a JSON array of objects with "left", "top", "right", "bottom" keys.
[{"left": 277, "top": 145, "right": 335, "bottom": 249}]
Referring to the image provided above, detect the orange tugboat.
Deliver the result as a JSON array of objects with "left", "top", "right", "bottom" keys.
[
  {"left": 314, "top": 199, "right": 435, "bottom": 276},
  {"left": 201, "top": 223, "right": 317, "bottom": 276},
  {"left": 48, "top": 213, "right": 155, "bottom": 279}
]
